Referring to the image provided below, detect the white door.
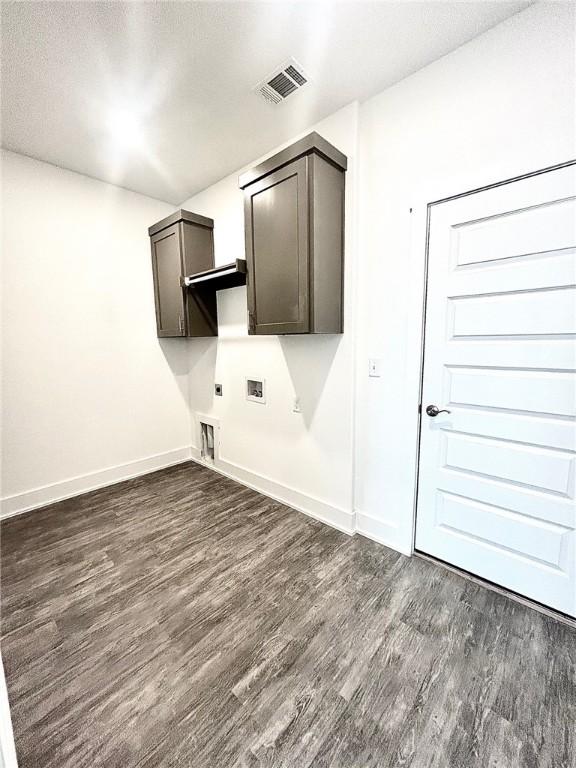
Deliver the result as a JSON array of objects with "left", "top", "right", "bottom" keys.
[{"left": 415, "top": 163, "right": 576, "bottom": 617}]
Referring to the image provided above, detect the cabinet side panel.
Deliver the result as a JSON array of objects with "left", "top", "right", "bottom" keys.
[
  {"left": 151, "top": 226, "right": 185, "bottom": 336},
  {"left": 181, "top": 221, "right": 214, "bottom": 275},
  {"left": 244, "top": 192, "right": 257, "bottom": 331},
  {"left": 186, "top": 287, "right": 218, "bottom": 337},
  {"left": 311, "top": 155, "right": 345, "bottom": 333}
]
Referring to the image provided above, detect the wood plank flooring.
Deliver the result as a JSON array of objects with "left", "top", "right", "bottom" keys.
[{"left": 1, "top": 462, "right": 574, "bottom": 768}]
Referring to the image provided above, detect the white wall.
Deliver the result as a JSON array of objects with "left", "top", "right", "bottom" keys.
[
  {"left": 181, "top": 103, "right": 359, "bottom": 532},
  {"left": 180, "top": 2, "right": 575, "bottom": 552},
  {"left": 354, "top": 1, "right": 576, "bottom": 552},
  {"left": 1, "top": 3, "right": 573, "bottom": 548},
  {"left": 0, "top": 152, "right": 190, "bottom": 515}
]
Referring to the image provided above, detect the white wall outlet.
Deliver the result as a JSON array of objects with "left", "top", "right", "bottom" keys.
[
  {"left": 293, "top": 396, "right": 302, "bottom": 413},
  {"left": 368, "top": 358, "right": 382, "bottom": 377}
]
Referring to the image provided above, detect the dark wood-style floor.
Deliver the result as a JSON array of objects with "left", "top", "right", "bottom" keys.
[{"left": 1, "top": 463, "right": 574, "bottom": 768}]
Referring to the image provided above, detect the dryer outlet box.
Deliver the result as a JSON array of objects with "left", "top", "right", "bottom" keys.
[{"left": 196, "top": 414, "right": 219, "bottom": 464}]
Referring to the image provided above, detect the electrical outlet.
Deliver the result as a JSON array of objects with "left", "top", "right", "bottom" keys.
[{"left": 215, "top": 383, "right": 223, "bottom": 396}]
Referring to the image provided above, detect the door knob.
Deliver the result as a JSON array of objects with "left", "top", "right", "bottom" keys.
[{"left": 426, "top": 404, "right": 451, "bottom": 417}]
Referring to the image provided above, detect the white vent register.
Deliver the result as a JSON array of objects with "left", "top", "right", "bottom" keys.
[{"left": 254, "top": 58, "right": 309, "bottom": 105}]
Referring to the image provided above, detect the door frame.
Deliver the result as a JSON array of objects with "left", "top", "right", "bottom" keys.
[
  {"left": 0, "top": 654, "right": 18, "bottom": 768},
  {"left": 410, "top": 158, "right": 576, "bottom": 553},
  {"left": 406, "top": 158, "right": 576, "bottom": 621}
]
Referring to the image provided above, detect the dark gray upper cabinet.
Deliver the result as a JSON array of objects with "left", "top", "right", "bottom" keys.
[
  {"left": 239, "top": 132, "right": 347, "bottom": 335},
  {"left": 149, "top": 210, "right": 217, "bottom": 338}
]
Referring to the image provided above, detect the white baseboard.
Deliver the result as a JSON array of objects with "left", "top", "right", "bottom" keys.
[
  {"left": 1, "top": 445, "right": 411, "bottom": 560},
  {"left": 355, "top": 509, "right": 413, "bottom": 556},
  {"left": 0, "top": 447, "right": 193, "bottom": 519},
  {"left": 190, "top": 448, "right": 356, "bottom": 536}
]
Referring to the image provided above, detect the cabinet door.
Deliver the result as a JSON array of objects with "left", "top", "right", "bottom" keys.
[
  {"left": 150, "top": 224, "right": 186, "bottom": 337},
  {"left": 244, "top": 157, "right": 309, "bottom": 334}
]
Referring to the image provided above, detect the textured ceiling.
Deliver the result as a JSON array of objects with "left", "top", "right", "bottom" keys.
[{"left": 1, "top": 1, "right": 528, "bottom": 203}]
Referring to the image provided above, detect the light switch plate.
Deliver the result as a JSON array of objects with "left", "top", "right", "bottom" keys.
[{"left": 368, "top": 358, "right": 382, "bottom": 377}]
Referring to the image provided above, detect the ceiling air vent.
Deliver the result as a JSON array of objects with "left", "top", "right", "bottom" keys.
[{"left": 254, "top": 58, "right": 309, "bottom": 105}]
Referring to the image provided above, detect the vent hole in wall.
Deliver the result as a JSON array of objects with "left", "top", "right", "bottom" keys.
[{"left": 200, "top": 422, "right": 215, "bottom": 462}]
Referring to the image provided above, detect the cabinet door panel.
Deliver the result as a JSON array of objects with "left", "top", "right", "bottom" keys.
[
  {"left": 245, "top": 157, "right": 309, "bottom": 334},
  {"left": 151, "top": 224, "right": 185, "bottom": 336}
]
